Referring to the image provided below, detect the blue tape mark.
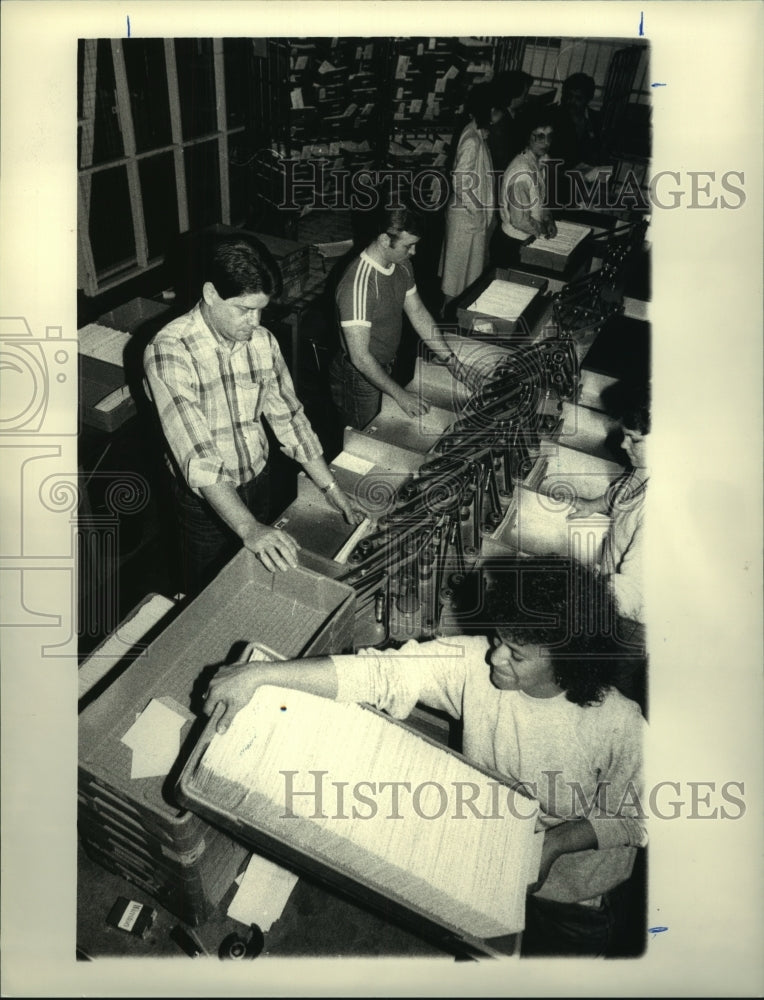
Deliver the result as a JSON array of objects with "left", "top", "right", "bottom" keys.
[
  {"left": 648, "top": 926, "right": 669, "bottom": 935},
  {"left": 639, "top": 12, "right": 644, "bottom": 36},
  {"left": 651, "top": 82, "right": 667, "bottom": 87},
  {"left": 127, "top": 15, "right": 131, "bottom": 38}
]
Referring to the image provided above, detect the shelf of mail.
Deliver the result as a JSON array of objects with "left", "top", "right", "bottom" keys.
[
  {"left": 78, "top": 548, "right": 355, "bottom": 923},
  {"left": 540, "top": 399, "right": 624, "bottom": 463}
]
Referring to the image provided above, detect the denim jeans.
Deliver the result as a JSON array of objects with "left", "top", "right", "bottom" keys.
[
  {"left": 171, "top": 467, "right": 271, "bottom": 598},
  {"left": 329, "top": 351, "right": 393, "bottom": 431}
]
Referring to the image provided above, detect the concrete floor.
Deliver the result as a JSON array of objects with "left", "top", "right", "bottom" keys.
[{"left": 76, "top": 838, "right": 456, "bottom": 961}]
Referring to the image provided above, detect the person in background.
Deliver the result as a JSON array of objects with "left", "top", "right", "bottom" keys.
[
  {"left": 486, "top": 69, "right": 534, "bottom": 175},
  {"left": 329, "top": 205, "right": 458, "bottom": 431},
  {"left": 550, "top": 72, "right": 606, "bottom": 208},
  {"left": 568, "top": 385, "right": 650, "bottom": 643},
  {"left": 490, "top": 111, "right": 558, "bottom": 267},
  {"left": 144, "top": 233, "right": 359, "bottom": 596},
  {"left": 204, "top": 558, "right": 646, "bottom": 958},
  {"left": 439, "top": 82, "right": 496, "bottom": 308}
]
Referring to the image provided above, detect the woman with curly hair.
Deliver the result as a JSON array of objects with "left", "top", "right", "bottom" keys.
[{"left": 203, "top": 557, "right": 645, "bottom": 957}]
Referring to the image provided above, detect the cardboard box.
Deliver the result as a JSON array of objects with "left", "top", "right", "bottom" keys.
[
  {"left": 78, "top": 548, "right": 355, "bottom": 920},
  {"left": 486, "top": 484, "right": 611, "bottom": 567},
  {"left": 454, "top": 268, "right": 548, "bottom": 339},
  {"left": 79, "top": 354, "right": 136, "bottom": 433},
  {"left": 97, "top": 297, "right": 171, "bottom": 335},
  {"left": 518, "top": 222, "right": 593, "bottom": 275},
  {"left": 360, "top": 393, "right": 456, "bottom": 455}
]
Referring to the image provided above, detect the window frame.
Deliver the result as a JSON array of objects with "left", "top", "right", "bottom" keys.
[{"left": 77, "top": 38, "right": 246, "bottom": 295}]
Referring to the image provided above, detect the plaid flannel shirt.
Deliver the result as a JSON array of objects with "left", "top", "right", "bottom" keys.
[{"left": 144, "top": 304, "right": 324, "bottom": 494}]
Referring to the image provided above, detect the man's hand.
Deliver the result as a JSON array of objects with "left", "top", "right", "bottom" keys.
[
  {"left": 543, "top": 218, "right": 558, "bottom": 239},
  {"left": 204, "top": 653, "right": 265, "bottom": 734},
  {"left": 240, "top": 522, "right": 300, "bottom": 572},
  {"left": 394, "top": 389, "right": 431, "bottom": 418},
  {"left": 324, "top": 484, "right": 364, "bottom": 525}
]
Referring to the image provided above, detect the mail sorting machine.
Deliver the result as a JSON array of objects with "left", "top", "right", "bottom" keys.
[
  {"left": 280, "top": 358, "right": 608, "bottom": 648},
  {"left": 280, "top": 219, "right": 647, "bottom": 648}
]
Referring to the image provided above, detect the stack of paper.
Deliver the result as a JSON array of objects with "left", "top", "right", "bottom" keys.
[
  {"left": 469, "top": 280, "right": 539, "bottom": 321},
  {"left": 527, "top": 221, "right": 591, "bottom": 257},
  {"left": 193, "top": 686, "right": 543, "bottom": 937},
  {"left": 78, "top": 323, "right": 131, "bottom": 368}
]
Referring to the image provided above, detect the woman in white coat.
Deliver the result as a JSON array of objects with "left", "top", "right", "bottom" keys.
[{"left": 440, "top": 83, "right": 496, "bottom": 306}]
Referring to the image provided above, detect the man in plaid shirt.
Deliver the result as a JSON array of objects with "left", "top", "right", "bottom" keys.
[{"left": 145, "top": 234, "right": 358, "bottom": 596}]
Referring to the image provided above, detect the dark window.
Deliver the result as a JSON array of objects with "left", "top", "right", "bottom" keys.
[
  {"left": 123, "top": 39, "right": 173, "bottom": 153},
  {"left": 184, "top": 140, "right": 221, "bottom": 231},
  {"left": 228, "top": 133, "right": 252, "bottom": 226},
  {"left": 139, "top": 153, "right": 180, "bottom": 260},
  {"left": 175, "top": 39, "right": 217, "bottom": 140},
  {"left": 91, "top": 40, "right": 125, "bottom": 166},
  {"left": 224, "top": 38, "right": 251, "bottom": 129},
  {"left": 88, "top": 167, "right": 136, "bottom": 275}
]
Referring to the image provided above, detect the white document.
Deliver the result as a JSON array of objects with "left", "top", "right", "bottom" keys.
[
  {"left": 227, "top": 852, "right": 299, "bottom": 931},
  {"left": 526, "top": 221, "right": 592, "bottom": 256},
  {"left": 120, "top": 698, "right": 188, "bottom": 779},
  {"left": 469, "top": 280, "right": 539, "bottom": 321},
  {"left": 330, "top": 451, "right": 375, "bottom": 475}
]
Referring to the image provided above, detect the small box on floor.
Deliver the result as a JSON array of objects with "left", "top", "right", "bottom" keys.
[{"left": 106, "top": 897, "right": 157, "bottom": 938}]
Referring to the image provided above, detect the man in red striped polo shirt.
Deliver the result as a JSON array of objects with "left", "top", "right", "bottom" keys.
[{"left": 329, "top": 206, "right": 455, "bottom": 430}]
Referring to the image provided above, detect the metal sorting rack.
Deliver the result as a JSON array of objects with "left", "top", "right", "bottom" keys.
[
  {"left": 287, "top": 335, "right": 604, "bottom": 648},
  {"left": 282, "top": 219, "right": 646, "bottom": 647}
]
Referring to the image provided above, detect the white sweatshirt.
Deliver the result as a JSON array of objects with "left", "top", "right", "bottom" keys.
[{"left": 331, "top": 635, "right": 647, "bottom": 904}]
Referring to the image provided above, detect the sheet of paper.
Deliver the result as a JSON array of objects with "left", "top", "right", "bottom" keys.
[
  {"left": 227, "top": 852, "right": 299, "bottom": 931},
  {"left": 526, "top": 220, "right": 592, "bottom": 256},
  {"left": 469, "top": 280, "right": 539, "bottom": 321},
  {"left": 330, "top": 451, "right": 375, "bottom": 475},
  {"left": 120, "top": 698, "right": 188, "bottom": 779}
]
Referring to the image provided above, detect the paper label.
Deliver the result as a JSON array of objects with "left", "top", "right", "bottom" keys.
[{"left": 117, "top": 900, "right": 142, "bottom": 932}]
